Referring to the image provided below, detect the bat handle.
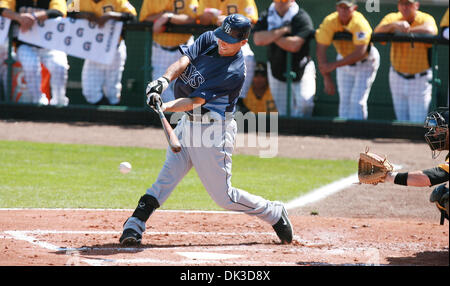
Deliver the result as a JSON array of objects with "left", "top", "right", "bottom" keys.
[{"left": 155, "top": 104, "right": 182, "bottom": 153}]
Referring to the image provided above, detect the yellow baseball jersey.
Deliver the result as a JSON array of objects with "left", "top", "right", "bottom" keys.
[
  {"left": 243, "top": 88, "right": 277, "bottom": 113},
  {"left": 315, "top": 11, "right": 372, "bottom": 58},
  {"left": 197, "top": 0, "right": 258, "bottom": 24},
  {"left": 441, "top": 8, "right": 449, "bottom": 28},
  {"left": 71, "top": 0, "right": 137, "bottom": 17},
  {"left": 377, "top": 11, "right": 438, "bottom": 74},
  {"left": 438, "top": 156, "right": 449, "bottom": 174},
  {"left": 0, "top": 0, "right": 67, "bottom": 15},
  {"left": 139, "top": 0, "right": 198, "bottom": 47}
]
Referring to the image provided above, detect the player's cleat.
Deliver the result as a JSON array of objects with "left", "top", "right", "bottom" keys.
[
  {"left": 272, "top": 206, "right": 293, "bottom": 244},
  {"left": 119, "top": 228, "right": 142, "bottom": 246}
]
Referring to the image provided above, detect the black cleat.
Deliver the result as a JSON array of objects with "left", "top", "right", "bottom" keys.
[
  {"left": 272, "top": 206, "right": 293, "bottom": 244},
  {"left": 119, "top": 228, "right": 142, "bottom": 246}
]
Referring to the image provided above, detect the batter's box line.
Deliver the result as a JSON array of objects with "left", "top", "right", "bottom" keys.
[
  {"left": 3, "top": 229, "right": 305, "bottom": 251},
  {"left": 3, "top": 230, "right": 304, "bottom": 266}
]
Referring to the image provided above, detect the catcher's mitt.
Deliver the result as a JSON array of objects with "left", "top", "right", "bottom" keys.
[{"left": 358, "top": 148, "right": 394, "bottom": 185}]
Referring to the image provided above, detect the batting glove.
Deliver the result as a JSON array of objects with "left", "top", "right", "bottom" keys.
[
  {"left": 147, "top": 92, "right": 165, "bottom": 112},
  {"left": 146, "top": 77, "right": 170, "bottom": 96}
]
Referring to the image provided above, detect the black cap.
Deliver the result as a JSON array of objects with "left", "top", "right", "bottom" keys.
[
  {"left": 254, "top": 62, "right": 267, "bottom": 76},
  {"left": 336, "top": 0, "right": 356, "bottom": 6},
  {"left": 214, "top": 14, "right": 252, "bottom": 44}
]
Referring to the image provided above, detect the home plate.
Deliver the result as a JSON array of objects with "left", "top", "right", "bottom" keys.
[{"left": 176, "top": 252, "right": 242, "bottom": 260}]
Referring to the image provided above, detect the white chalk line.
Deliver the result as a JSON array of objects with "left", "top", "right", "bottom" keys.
[
  {"left": 284, "top": 164, "right": 403, "bottom": 210},
  {"left": 2, "top": 229, "right": 303, "bottom": 266},
  {"left": 284, "top": 173, "right": 358, "bottom": 209},
  {"left": 0, "top": 174, "right": 359, "bottom": 214}
]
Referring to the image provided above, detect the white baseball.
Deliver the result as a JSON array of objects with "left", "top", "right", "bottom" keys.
[{"left": 119, "top": 162, "right": 132, "bottom": 174}]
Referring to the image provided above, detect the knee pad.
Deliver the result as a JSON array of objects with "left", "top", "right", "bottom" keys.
[{"left": 131, "top": 194, "right": 160, "bottom": 222}]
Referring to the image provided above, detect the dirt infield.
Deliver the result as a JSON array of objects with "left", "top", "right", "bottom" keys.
[{"left": 0, "top": 120, "right": 448, "bottom": 266}]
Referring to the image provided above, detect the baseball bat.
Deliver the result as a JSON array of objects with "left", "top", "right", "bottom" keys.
[{"left": 155, "top": 104, "right": 182, "bottom": 153}]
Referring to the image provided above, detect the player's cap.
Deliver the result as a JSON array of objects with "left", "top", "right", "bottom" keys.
[
  {"left": 214, "top": 14, "right": 251, "bottom": 44},
  {"left": 254, "top": 62, "right": 268, "bottom": 76},
  {"left": 336, "top": 0, "right": 356, "bottom": 6}
]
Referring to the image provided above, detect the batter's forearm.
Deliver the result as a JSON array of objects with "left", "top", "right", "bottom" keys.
[{"left": 163, "top": 56, "right": 191, "bottom": 82}]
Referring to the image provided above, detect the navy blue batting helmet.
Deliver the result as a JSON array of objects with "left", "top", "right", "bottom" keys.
[{"left": 214, "top": 14, "right": 251, "bottom": 44}]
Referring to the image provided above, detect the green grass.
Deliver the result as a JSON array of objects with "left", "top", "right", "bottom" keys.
[{"left": 0, "top": 140, "right": 356, "bottom": 210}]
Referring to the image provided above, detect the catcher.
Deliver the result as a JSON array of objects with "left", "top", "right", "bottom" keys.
[{"left": 358, "top": 107, "right": 449, "bottom": 224}]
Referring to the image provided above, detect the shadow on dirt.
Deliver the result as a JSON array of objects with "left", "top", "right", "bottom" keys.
[
  {"left": 386, "top": 249, "right": 449, "bottom": 266},
  {"left": 51, "top": 241, "right": 275, "bottom": 257}
]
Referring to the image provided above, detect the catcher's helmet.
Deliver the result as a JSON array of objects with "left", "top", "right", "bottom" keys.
[
  {"left": 424, "top": 107, "right": 449, "bottom": 157},
  {"left": 214, "top": 14, "right": 251, "bottom": 44}
]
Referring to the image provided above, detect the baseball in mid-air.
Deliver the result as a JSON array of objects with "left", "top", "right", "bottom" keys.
[{"left": 119, "top": 162, "right": 132, "bottom": 174}]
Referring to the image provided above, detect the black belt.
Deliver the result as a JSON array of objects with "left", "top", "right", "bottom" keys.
[
  {"left": 153, "top": 42, "right": 179, "bottom": 52},
  {"left": 395, "top": 70, "right": 428, "bottom": 80},
  {"left": 187, "top": 114, "right": 216, "bottom": 123},
  {"left": 349, "top": 58, "right": 368, "bottom": 67}
]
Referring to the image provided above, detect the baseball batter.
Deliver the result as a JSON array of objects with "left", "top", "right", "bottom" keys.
[
  {"left": 139, "top": 0, "right": 198, "bottom": 103},
  {"left": 374, "top": 0, "right": 438, "bottom": 123},
  {"left": 0, "top": 0, "right": 69, "bottom": 106},
  {"left": 316, "top": 0, "right": 379, "bottom": 120},
  {"left": 197, "top": 0, "right": 258, "bottom": 100},
  {"left": 119, "top": 14, "right": 293, "bottom": 246},
  {"left": 68, "top": 0, "right": 137, "bottom": 105}
]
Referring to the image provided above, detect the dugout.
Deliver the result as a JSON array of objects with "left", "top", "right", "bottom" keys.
[{"left": 0, "top": 0, "right": 448, "bottom": 140}]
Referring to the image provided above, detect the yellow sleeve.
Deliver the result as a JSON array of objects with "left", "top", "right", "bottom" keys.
[
  {"left": 0, "top": 0, "right": 16, "bottom": 10},
  {"left": 351, "top": 13, "right": 372, "bottom": 46},
  {"left": 139, "top": 0, "right": 170, "bottom": 21},
  {"left": 49, "top": 0, "right": 67, "bottom": 16},
  {"left": 197, "top": 0, "right": 218, "bottom": 15},
  {"left": 239, "top": 0, "right": 258, "bottom": 23},
  {"left": 118, "top": 0, "right": 137, "bottom": 16},
  {"left": 315, "top": 13, "right": 336, "bottom": 46},
  {"left": 438, "top": 157, "right": 449, "bottom": 173},
  {"left": 420, "top": 12, "right": 438, "bottom": 35},
  {"left": 376, "top": 12, "right": 400, "bottom": 28},
  {"left": 441, "top": 8, "right": 449, "bottom": 27}
]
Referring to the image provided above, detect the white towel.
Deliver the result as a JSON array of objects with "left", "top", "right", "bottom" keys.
[{"left": 267, "top": 2, "right": 299, "bottom": 31}]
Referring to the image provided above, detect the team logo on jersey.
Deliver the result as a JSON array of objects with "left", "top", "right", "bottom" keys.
[
  {"left": 69, "top": 18, "right": 77, "bottom": 24},
  {"left": 179, "top": 65, "right": 205, "bottom": 89}
]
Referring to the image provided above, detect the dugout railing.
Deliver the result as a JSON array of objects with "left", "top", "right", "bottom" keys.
[
  {"left": 0, "top": 20, "right": 448, "bottom": 140},
  {"left": 1, "top": 21, "right": 448, "bottom": 118}
]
